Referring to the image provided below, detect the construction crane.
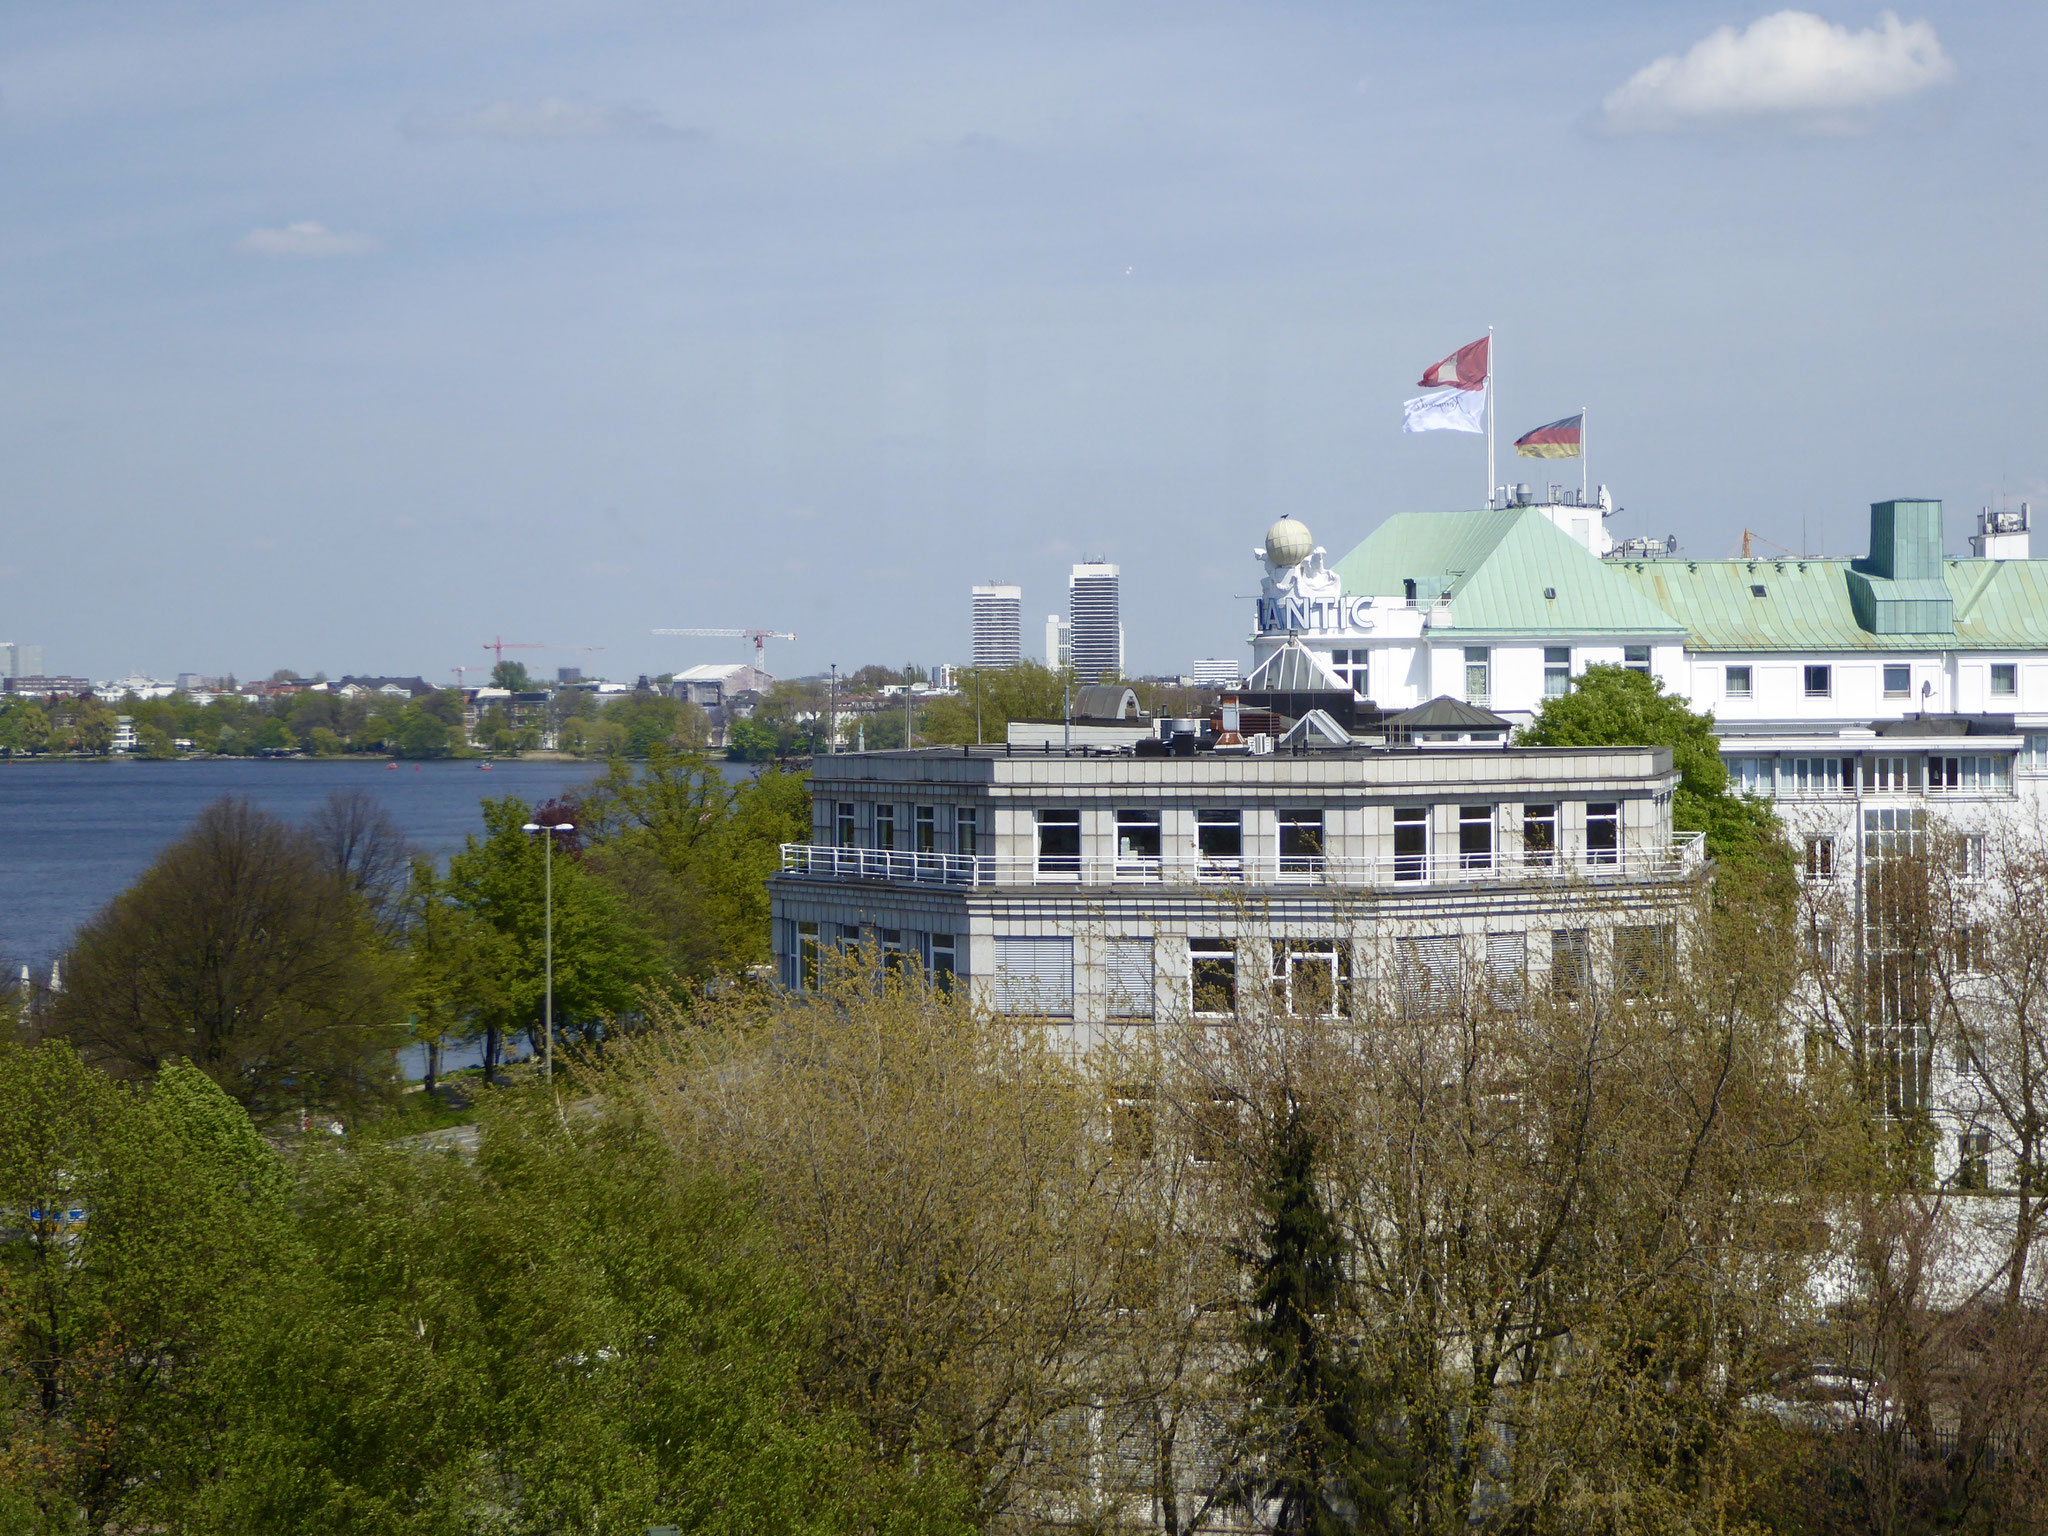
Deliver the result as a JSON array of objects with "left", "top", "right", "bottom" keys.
[
  {"left": 1736, "top": 529, "right": 1800, "bottom": 560},
  {"left": 451, "top": 664, "right": 477, "bottom": 688},
  {"left": 652, "top": 628, "right": 797, "bottom": 669},
  {"left": 481, "top": 636, "right": 547, "bottom": 665}
]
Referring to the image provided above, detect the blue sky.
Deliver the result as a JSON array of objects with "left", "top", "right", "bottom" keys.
[{"left": 2, "top": 2, "right": 2041, "bottom": 682}]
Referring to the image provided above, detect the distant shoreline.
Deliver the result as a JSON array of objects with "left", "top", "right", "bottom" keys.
[{"left": 1, "top": 749, "right": 600, "bottom": 766}]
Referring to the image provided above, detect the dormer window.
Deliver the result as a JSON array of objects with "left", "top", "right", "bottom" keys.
[{"left": 1750, "top": 584, "right": 1767, "bottom": 598}]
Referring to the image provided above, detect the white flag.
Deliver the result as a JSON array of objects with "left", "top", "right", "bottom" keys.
[{"left": 1402, "top": 384, "right": 1486, "bottom": 435}]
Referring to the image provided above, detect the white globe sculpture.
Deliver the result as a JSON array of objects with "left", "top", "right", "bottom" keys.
[{"left": 1264, "top": 517, "right": 1315, "bottom": 567}]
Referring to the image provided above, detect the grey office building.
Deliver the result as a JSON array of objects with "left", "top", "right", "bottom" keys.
[
  {"left": 1068, "top": 562, "right": 1121, "bottom": 682},
  {"left": 971, "top": 584, "right": 1023, "bottom": 668}
]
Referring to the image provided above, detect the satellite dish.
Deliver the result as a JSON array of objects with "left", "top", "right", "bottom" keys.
[{"left": 1665, "top": 534, "right": 1678, "bottom": 554}]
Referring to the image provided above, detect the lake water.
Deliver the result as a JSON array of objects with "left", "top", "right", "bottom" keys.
[{"left": 0, "top": 757, "right": 613, "bottom": 966}]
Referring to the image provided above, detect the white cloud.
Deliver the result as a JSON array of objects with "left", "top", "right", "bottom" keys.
[
  {"left": 1603, "top": 10, "right": 1955, "bottom": 133},
  {"left": 237, "top": 221, "right": 379, "bottom": 257},
  {"left": 402, "top": 98, "right": 696, "bottom": 142}
]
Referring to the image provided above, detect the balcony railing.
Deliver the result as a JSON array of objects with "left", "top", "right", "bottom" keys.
[{"left": 778, "top": 833, "right": 1705, "bottom": 891}]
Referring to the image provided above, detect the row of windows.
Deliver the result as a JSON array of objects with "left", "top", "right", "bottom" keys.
[
  {"left": 1724, "top": 662, "right": 2019, "bottom": 700},
  {"left": 1801, "top": 827, "right": 1986, "bottom": 881},
  {"left": 825, "top": 801, "right": 1628, "bottom": 870},
  {"left": 1460, "top": 645, "right": 1650, "bottom": 706},
  {"left": 1726, "top": 753, "right": 2015, "bottom": 797},
  {"left": 787, "top": 928, "right": 1672, "bottom": 1020},
  {"left": 1186, "top": 927, "right": 1670, "bottom": 1017},
  {"left": 1036, "top": 802, "right": 1619, "bottom": 876},
  {"left": 782, "top": 920, "right": 959, "bottom": 992},
  {"left": 834, "top": 801, "right": 981, "bottom": 853}
]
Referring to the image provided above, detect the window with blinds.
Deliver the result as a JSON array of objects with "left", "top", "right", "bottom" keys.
[
  {"left": 1397, "top": 934, "right": 1460, "bottom": 1017},
  {"left": 1551, "top": 928, "right": 1591, "bottom": 1001},
  {"left": 1485, "top": 932, "right": 1526, "bottom": 1011},
  {"left": 993, "top": 936, "right": 1074, "bottom": 1017},
  {"left": 1616, "top": 924, "right": 1673, "bottom": 1001},
  {"left": 1104, "top": 938, "right": 1155, "bottom": 1020}
]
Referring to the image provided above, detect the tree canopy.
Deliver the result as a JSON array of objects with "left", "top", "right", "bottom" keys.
[
  {"left": 409, "top": 796, "right": 664, "bottom": 1069},
  {"left": 572, "top": 748, "right": 810, "bottom": 979},
  {"left": 47, "top": 797, "right": 403, "bottom": 1117},
  {"left": 919, "top": 662, "right": 1077, "bottom": 745},
  {"left": 0, "top": 1043, "right": 971, "bottom": 1536}
]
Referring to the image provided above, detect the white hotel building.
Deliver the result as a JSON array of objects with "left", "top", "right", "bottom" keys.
[{"left": 1243, "top": 494, "right": 2048, "bottom": 862}]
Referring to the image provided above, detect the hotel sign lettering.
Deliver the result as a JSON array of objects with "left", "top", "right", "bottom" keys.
[{"left": 1257, "top": 594, "right": 1376, "bottom": 634}]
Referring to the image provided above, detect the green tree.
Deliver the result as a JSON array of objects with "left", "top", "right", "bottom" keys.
[
  {"left": 393, "top": 703, "right": 452, "bottom": 759},
  {"left": 576, "top": 749, "right": 809, "bottom": 980},
  {"left": 0, "top": 699, "right": 52, "bottom": 756},
  {"left": 69, "top": 698, "right": 117, "bottom": 755},
  {"left": 920, "top": 662, "right": 1075, "bottom": 746},
  {"left": 196, "top": 1098, "right": 967, "bottom": 1535},
  {"left": 136, "top": 722, "right": 178, "bottom": 759},
  {"left": 1516, "top": 662, "right": 1787, "bottom": 869},
  {"left": 1233, "top": 1111, "right": 1394, "bottom": 1535},
  {"left": 845, "top": 664, "right": 902, "bottom": 693},
  {"left": 0, "top": 1047, "right": 293, "bottom": 1532},
  {"left": 725, "top": 716, "right": 779, "bottom": 761},
  {"left": 598, "top": 693, "right": 709, "bottom": 758},
  {"left": 750, "top": 678, "right": 827, "bottom": 748},
  {"left": 490, "top": 658, "right": 531, "bottom": 691},
  {"left": 475, "top": 703, "right": 515, "bottom": 752},
  {"left": 47, "top": 797, "right": 403, "bottom": 1118},
  {"left": 423, "top": 797, "right": 663, "bottom": 1067}
]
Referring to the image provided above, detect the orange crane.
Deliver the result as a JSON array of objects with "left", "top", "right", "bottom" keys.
[
  {"left": 652, "top": 627, "right": 797, "bottom": 669},
  {"left": 1736, "top": 529, "right": 1800, "bottom": 560},
  {"left": 482, "top": 635, "right": 547, "bottom": 666}
]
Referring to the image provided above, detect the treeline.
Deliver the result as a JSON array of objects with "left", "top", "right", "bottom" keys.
[
  {"left": 26, "top": 748, "right": 807, "bottom": 1110},
  {"left": 0, "top": 695, "right": 120, "bottom": 756},
  {"left": 0, "top": 684, "right": 725, "bottom": 761}
]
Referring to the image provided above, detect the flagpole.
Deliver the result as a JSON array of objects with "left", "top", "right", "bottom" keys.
[
  {"left": 1485, "top": 325, "right": 1495, "bottom": 507},
  {"left": 1581, "top": 405, "right": 1589, "bottom": 502}
]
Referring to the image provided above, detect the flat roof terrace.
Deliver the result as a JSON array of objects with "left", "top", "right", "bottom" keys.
[
  {"left": 801, "top": 742, "right": 1678, "bottom": 797},
  {"left": 785, "top": 743, "right": 1698, "bottom": 892}
]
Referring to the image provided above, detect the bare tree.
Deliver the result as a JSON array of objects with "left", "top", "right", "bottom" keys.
[
  {"left": 610, "top": 953, "right": 1148, "bottom": 1529},
  {"left": 306, "top": 786, "right": 415, "bottom": 930},
  {"left": 1144, "top": 871, "right": 1833, "bottom": 1534}
]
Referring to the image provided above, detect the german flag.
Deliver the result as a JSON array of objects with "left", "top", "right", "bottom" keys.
[{"left": 1514, "top": 413, "right": 1582, "bottom": 459}]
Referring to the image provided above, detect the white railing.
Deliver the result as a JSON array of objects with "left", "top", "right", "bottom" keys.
[{"left": 779, "top": 833, "right": 1705, "bottom": 890}]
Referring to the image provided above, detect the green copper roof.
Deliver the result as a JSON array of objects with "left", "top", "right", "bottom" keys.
[
  {"left": 1608, "top": 556, "right": 2048, "bottom": 652},
  {"left": 1334, "top": 503, "right": 2048, "bottom": 652},
  {"left": 1330, "top": 508, "right": 1685, "bottom": 637}
]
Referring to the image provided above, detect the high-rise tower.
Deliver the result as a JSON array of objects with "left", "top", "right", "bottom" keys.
[
  {"left": 1068, "top": 562, "right": 1122, "bottom": 682},
  {"left": 971, "top": 584, "right": 1023, "bottom": 668}
]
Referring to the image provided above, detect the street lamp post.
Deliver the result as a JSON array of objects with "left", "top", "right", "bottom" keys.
[{"left": 521, "top": 820, "right": 576, "bottom": 1083}]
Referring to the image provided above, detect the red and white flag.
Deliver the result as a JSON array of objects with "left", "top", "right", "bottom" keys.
[{"left": 1417, "top": 335, "right": 1489, "bottom": 391}]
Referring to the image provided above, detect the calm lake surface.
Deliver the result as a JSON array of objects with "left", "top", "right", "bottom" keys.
[{"left": 0, "top": 757, "right": 614, "bottom": 966}]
